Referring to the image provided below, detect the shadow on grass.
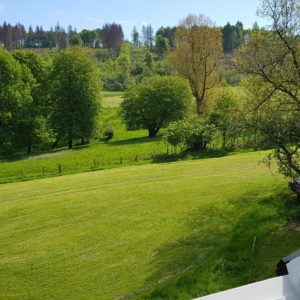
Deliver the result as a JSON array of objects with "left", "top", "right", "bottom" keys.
[
  {"left": 122, "top": 188, "right": 300, "bottom": 300},
  {"left": 0, "top": 143, "right": 92, "bottom": 163},
  {"left": 109, "top": 136, "right": 162, "bottom": 146},
  {"left": 151, "top": 149, "right": 237, "bottom": 165}
]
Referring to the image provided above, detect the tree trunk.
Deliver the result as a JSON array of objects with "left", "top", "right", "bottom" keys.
[
  {"left": 196, "top": 96, "right": 204, "bottom": 114},
  {"left": 148, "top": 128, "right": 159, "bottom": 137},
  {"left": 27, "top": 141, "right": 32, "bottom": 154},
  {"left": 222, "top": 132, "right": 227, "bottom": 149},
  {"left": 68, "top": 139, "right": 73, "bottom": 149}
]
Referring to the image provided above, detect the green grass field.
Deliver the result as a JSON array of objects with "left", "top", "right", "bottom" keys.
[
  {"left": 1, "top": 151, "right": 299, "bottom": 299},
  {"left": 0, "top": 106, "right": 166, "bottom": 184},
  {"left": 102, "top": 92, "right": 125, "bottom": 108}
]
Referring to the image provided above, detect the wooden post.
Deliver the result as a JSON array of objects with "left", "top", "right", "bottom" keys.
[
  {"left": 135, "top": 155, "right": 138, "bottom": 161},
  {"left": 58, "top": 164, "right": 62, "bottom": 175},
  {"left": 93, "top": 159, "right": 96, "bottom": 168},
  {"left": 120, "top": 157, "right": 123, "bottom": 164},
  {"left": 42, "top": 167, "right": 45, "bottom": 176}
]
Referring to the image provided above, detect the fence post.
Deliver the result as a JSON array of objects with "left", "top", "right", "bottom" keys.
[
  {"left": 42, "top": 167, "right": 45, "bottom": 176},
  {"left": 135, "top": 155, "right": 138, "bottom": 161},
  {"left": 58, "top": 164, "right": 62, "bottom": 175},
  {"left": 120, "top": 157, "right": 123, "bottom": 164}
]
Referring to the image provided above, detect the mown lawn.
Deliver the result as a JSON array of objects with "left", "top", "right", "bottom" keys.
[{"left": 0, "top": 151, "right": 299, "bottom": 299}]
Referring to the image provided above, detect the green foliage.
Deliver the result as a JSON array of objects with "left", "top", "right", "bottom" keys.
[
  {"left": 258, "top": 110, "right": 300, "bottom": 178},
  {"left": 235, "top": 0, "right": 300, "bottom": 178},
  {"left": 209, "top": 94, "right": 240, "bottom": 148},
  {"left": 69, "top": 33, "right": 82, "bottom": 46},
  {"left": 222, "top": 22, "right": 244, "bottom": 53},
  {"left": 164, "top": 118, "right": 217, "bottom": 151},
  {"left": 185, "top": 118, "right": 217, "bottom": 151},
  {"left": 155, "top": 35, "right": 169, "bottom": 58},
  {"left": 120, "top": 76, "right": 192, "bottom": 137},
  {"left": 0, "top": 48, "right": 33, "bottom": 153},
  {"left": 163, "top": 120, "right": 189, "bottom": 151},
  {"left": 12, "top": 50, "right": 51, "bottom": 153},
  {"left": 102, "top": 128, "right": 114, "bottom": 141},
  {"left": 99, "top": 43, "right": 132, "bottom": 91},
  {"left": 50, "top": 47, "right": 101, "bottom": 148}
]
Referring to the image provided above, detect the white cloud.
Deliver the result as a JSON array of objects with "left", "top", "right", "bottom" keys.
[
  {"left": 56, "top": 10, "right": 65, "bottom": 15},
  {"left": 88, "top": 16, "right": 103, "bottom": 24}
]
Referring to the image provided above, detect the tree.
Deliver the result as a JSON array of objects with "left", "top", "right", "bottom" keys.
[
  {"left": 222, "top": 22, "right": 244, "bottom": 53},
  {"left": 50, "top": 47, "right": 101, "bottom": 149},
  {"left": 156, "top": 26, "right": 176, "bottom": 48},
  {"left": 101, "top": 23, "right": 124, "bottom": 53},
  {"left": 12, "top": 50, "right": 50, "bottom": 153},
  {"left": 258, "top": 109, "right": 300, "bottom": 178},
  {"left": 120, "top": 76, "right": 191, "bottom": 137},
  {"left": 131, "top": 26, "right": 140, "bottom": 47},
  {"left": 155, "top": 35, "right": 169, "bottom": 58},
  {"left": 0, "top": 49, "right": 33, "bottom": 152},
  {"left": 167, "top": 14, "right": 223, "bottom": 114},
  {"left": 142, "top": 24, "right": 154, "bottom": 48},
  {"left": 79, "top": 29, "right": 97, "bottom": 47},
  {"left": 235, "top": 0, "right": 300, "bottom": 178},
  {"left": 69, "top": 32, "right": 82, "bottom": 46},
  {"left": 209, "top": 94, "right": 239, "bottom": 148}
]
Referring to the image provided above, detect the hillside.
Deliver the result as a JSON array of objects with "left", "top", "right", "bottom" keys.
[{"left": 0, "top": 151, "right": 299, "bottom": 299}]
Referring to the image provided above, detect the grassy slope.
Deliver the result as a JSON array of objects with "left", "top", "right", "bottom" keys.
[
  {"left": 0, "top": 106, "right": 165, "bottom": 184},
  {"left": 0, "top": 87, "right": 245, "bottom": 184},
  {"left": 0, "top": 151, "right": 299, "bottom": 299}
]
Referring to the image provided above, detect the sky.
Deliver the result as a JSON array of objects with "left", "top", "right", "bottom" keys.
[{"left": 0, "top": 0, "right": 267, "bottom": 38}]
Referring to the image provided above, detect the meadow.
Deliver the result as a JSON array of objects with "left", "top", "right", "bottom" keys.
[
  {"left": 0, "top": 92, "right": 165, "bottom": 184},
  {"left": 0, "top": 151, "right": 299, "bottom": 299},
  {"left": 1, "top": 89, "right": 300, "bottom": 299},
  {"left": 0, "top": 87, "right": 244, "bottom": 185}
]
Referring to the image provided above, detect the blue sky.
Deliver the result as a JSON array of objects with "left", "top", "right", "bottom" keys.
[{"left": 0, "top": 0, "right": 266, "bottom": 38}]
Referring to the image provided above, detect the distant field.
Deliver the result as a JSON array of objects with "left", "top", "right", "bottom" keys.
[
  {"left": 102, "top": 91, "right": 125, "bottom": 108},
  {"left": 0, "top": 151, "right": 299, "bottom": 299}
]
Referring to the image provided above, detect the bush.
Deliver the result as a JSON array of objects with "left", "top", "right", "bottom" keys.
[
  {"left": 102, "top": 128, "right": 114, "bottom": 141},
  {"left": 186, "top": 119, "right": 217, "bottom": 150},
  {"left": 163, "top": 120, "right": 189, "bottom": 152},
  {"left": 164, "top": 118, "right": 217, "bottom": 152}
]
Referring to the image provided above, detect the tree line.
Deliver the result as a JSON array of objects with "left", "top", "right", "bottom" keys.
[{"left": 0, "top": 20, "right": 249, "bottom": 54}]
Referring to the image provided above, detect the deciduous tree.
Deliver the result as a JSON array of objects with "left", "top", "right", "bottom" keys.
[
  {"left": 50, "top": 47, "right": 101, "bottom": 149},
  {"left": 0, "top": 49, "right": 33, "bottom": 152},
  {"left": 235, "top": 0, "right": 300, "bottom": 178},
  {"left": 120, "top": 76, "right": 191, "bottom": 137},
  {"left": 167, "top": 14, "right": 223, "bottom": 114},
  {"left": 12, "top": 50, "right": 50, "bottom": 153}
]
